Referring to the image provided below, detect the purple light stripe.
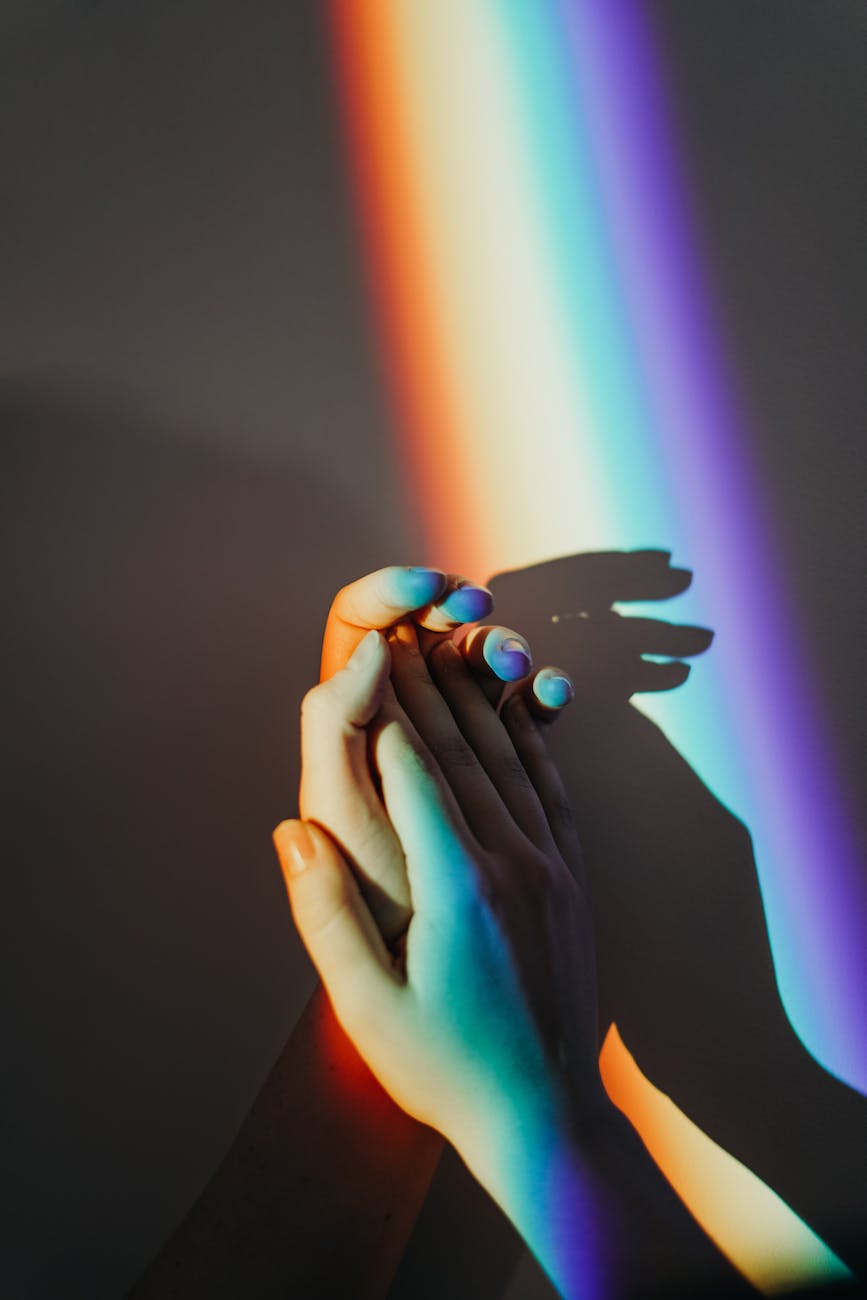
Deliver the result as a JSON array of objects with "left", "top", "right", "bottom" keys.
[{"left": 559, "top": 0, "right": 867, "bottom": 1085}]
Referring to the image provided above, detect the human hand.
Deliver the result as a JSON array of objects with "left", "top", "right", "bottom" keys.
[
  {"left": 274, "top": 625, "right": 753, "bottom": 1299},
  {"left": 276, "top": 623, "right": 601, "bottom": 1168},
  {"left": 481, "top": 550, "right": 867, "bottom": 1278},
  {"left": 309, "top": 566, "right": 575, "bottom": 941},
  {"left": 320, "top": 564, "right": 501, "bottom": 679}
]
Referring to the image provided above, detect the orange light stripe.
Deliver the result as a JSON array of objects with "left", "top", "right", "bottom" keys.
[
  {"left": 600, "top": 1025, "right": 849, "bottom": 1293},
  {"left": 328, "top": 0, "right": 488, "bottom": 577}
]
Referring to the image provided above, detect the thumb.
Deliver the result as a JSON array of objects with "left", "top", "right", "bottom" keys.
[{"left": 273, "top": 819, "right": 400, "bottom": 1032}]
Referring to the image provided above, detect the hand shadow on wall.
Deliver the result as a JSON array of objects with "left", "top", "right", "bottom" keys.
[
  {"left": 392, "top": 549, "right": 866, "bottom": 1300},
  {"left": 488, "top": 551, "right": 867, "bottom": 1281}
]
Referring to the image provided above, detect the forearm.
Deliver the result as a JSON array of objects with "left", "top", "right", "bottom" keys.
[
  {"left": 130, "top": 984, "right": 443, "bottom": 1299},
  {"left": 457, "top": 1095, "right": 753, "bottom": 1299}
]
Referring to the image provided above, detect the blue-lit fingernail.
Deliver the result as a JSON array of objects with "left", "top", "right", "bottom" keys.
[
  {"left": 485, "top": 633, "right": 532, "bottom": 681},
  {"left": 394, "top": 566, "right": 447, "bottom": 608},
  {"left": 439, "top": 583, "right": 494, "bottom": 624},
  {"left": 532, "top": 668, "right": 574, "bottom": 710}
]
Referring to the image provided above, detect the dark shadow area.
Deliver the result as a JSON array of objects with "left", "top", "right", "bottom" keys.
[
  {"left": 388, "top": 1142, "right": 556, "bottom": 1300},
  {"left": 0, "top": 375, "right": 405, "bottom": 1299},
  {"left": 484, "top": 552, "right": 867, "bottom": 1280}
]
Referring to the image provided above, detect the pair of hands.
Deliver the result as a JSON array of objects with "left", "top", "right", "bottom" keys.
[
  {"left": 274, "top": 564, "right": 601, "bottom": 1170},
  {"left": 268, "top": 563, "right": 759, "bottom": 1300}
]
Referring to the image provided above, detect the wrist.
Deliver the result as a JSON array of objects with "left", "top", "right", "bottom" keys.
[{"left": 452, "top": 1081, "right": 623, "bottom": 1299}]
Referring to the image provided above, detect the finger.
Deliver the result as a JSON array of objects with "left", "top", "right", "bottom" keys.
[
  {"left": 321, "top": 565, "right": 447, "bottom": 679},
  {"left": 386, "top": 624, "right": 513, "bottom": 849},
  {"left": 461, "top": 624, "right": 533, "bottom": 706},
  {"left": 371, "top": 680, "right": 478, "bottom": 914},
  {"left": 519, "top": 666, "right": 575, "bottom": 721},
  {"left": 617, "top": 617, "right": 713, "bottom": 658},
  {"left": 274, "top": 819, "right": 402, "bottom": 1033},
  {"left": 300, "top": 628, "right": 410, "bottom": 941},
  {"left": 427, "top": 638, "right": 555, "bottom": 852},
  {"left": 501, "top": 694, "right": 583, "bottom": 880},
  {"left": 416, "top": 574, "right": 494, "bottom": 636}
]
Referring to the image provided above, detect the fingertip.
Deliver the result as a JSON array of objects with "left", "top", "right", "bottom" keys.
[
  {"left": 388, "top": 621, "right": 421, "bottom": 653},
  {"left": 483, "top": 629, "right": 532, "bottom": 681},
  {"left": 346, "top": 627, "right": 387, "bottom": 671},
  {"left": 273, "top": 818, "right": 319, "bottom": 879},
  {"left": 531, "top": 667, "right": 574, "bottom": 712},
  {"left": 438, "top": 582, "right": 494, "bottom": 625},
  {"left": 391, "top": 565, "right": 448, "bottom": 610}
]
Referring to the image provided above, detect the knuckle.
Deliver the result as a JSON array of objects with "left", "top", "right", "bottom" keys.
[
  {"left": 502, "top": 751, "right": 532, "bottom": 788},
  {"left": 301, "top": 681, "right": 357, "bottom": 745},
  {"left": 301, "top": 682, "right": 330, "bottom": 722},
  {"left": 430, "top": 730, "right": 478, "bottom": 770}
]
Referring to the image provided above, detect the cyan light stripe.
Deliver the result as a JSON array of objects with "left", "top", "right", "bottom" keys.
[{"left": 494, "top": 0, "right": 866, "bottom": 1090}]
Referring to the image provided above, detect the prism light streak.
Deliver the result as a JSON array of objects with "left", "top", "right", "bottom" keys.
[
  {"left": 328, "top": 0, "right": 864, "bottom": 1284},
  {"left": 553, "top": 0, "right": 867, "bottom": 1087},
  {"left": 600, "top": 1025, "right": 852, "bottom": 1293},
  {"left": 330, "top": 0, "right": 613, "bottom": 579},
  {"left": 330, "top": 0, "right": 865, "bottom": 1076}
]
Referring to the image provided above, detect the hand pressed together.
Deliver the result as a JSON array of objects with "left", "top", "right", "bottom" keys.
[
  {"left": 273, "top": 564, "right": 752, "bottom": 1300},
  {"left": 277, "top": 620, "right": 601, "bottom": 1165}
]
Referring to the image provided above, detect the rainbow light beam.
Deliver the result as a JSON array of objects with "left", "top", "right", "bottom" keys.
[{"left": 328, "top": 0, "right": 865, "bottom": 1287}]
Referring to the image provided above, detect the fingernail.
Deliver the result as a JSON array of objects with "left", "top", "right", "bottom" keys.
[
  {"left": 273, "top": 820, "right": 316, "bottom": 876},
  {"left": 532, "top": 668, "right": 574, "bottom": 710},
  {"left": 347, "top": 628, "right": 382, "bottom": 671},
  {"left": 486, "top": 632, "right": 532, "bottom": 681},
  {"left": 396, "top": 565, "right": 447, "bottom": 608},
  {"left": 439, "top": 582, "right": 494, "bottom": 625}
]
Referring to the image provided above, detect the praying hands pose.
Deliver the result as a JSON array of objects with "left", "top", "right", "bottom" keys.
[
  {"left": 131, "top": 566, "right": 584, "bottom": 1298},
  {"left": 275, "top": 573, "right": 750, "bottom": 1299},
  {"left": 131, "top": 564, "right": 747, "bottom": 1298}
]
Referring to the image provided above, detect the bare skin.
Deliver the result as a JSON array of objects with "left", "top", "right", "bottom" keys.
[
  {"left": 129, "top": 566, "right": 573, "bottom": 1299},
  {"left": 278, "top": 622, "right": 750, "bottom": 1298}
]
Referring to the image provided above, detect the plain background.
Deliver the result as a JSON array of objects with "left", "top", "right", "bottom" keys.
[{"left": 2, "top": 3, "right": 865, "bottom": 1296}]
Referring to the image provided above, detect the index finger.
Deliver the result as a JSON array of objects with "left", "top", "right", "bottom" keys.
[{"left": 321, "top": 566, "right": 447, "bottom": 679}]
